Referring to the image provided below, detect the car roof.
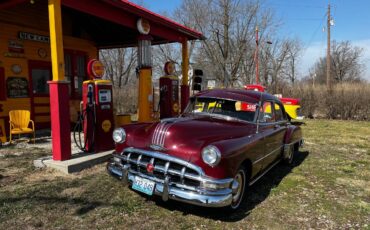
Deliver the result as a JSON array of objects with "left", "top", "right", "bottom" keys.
[{"left": 195, "top": 88, "right": 278, "bottom": 104}]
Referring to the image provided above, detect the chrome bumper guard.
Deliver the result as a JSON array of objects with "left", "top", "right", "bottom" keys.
[{"left": 107, "top": 150, "right": 234, "bottom": 208}]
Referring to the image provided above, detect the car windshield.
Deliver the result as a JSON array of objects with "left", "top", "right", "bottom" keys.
[{"left": 183, "top": 97, "right": 257, "bottom": 122}]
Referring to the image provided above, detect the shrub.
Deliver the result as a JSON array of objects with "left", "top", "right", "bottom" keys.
[{"left": 284, "top": 83, "right": 370, "bottom": 120}]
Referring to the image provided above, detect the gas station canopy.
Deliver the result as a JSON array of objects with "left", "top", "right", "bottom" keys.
[
  {"left": 0, "top": 0, "right": 204, "bottom": 48},
  {"left": 0, "top": 0, "right": 203, "bottom": 162}
]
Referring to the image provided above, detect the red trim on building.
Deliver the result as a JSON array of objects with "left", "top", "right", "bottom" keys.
[
  {"left": 2, "top": 0, "right": 203, "bottom": 44},
  {"left": 113, "top": 0, "right": 203, "bottom": 39},
  {"left": 0, "top": 67, "right": 6, "bottom": 101},
  {"left": 0, "top": 0, "right": 27, "bottom": 10},
  {"left": 61, "top": 0, "right": 203, "bottom": 43}
]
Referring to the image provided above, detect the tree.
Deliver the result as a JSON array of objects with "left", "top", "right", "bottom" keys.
[
  {"left": 331, "top": 40, "right": 364, "bottom": 82},
  {"left": 258, "top": 38, "right": 299, "bottom": 93},
  {"left": 309, "top": 40, "right": 364, "bottom": 85},
  {"left": 173, "top": 0, "right": 278, "bottom": 88},
  {"left": 99, "top": 48, "right": 137, "bottom": 88},
  {"left": 284, "top": 38, "right": 302, "bottom": 85}
]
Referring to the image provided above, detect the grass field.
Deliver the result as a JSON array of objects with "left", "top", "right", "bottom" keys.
[{"left": 0, "top": 120, "right": 369, "bottom": 229}]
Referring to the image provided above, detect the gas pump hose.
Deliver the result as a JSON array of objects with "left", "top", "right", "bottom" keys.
[{"left": 73, "top": 107, "right": 96, "bottom": 152}]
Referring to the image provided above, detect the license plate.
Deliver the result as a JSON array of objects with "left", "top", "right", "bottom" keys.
[{"left": 132, "top": 176, "right": 155, "bottom": 196}]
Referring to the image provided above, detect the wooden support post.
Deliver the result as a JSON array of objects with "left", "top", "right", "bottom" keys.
[
  {"left": 181, "top": 38, "right": 189, "bottom": 112},
  {"left": 138, "top": 68, "right": 153, "bottom": 122},
  {"left": 48, "top": 0, "right": 71, "bottom": 160}
]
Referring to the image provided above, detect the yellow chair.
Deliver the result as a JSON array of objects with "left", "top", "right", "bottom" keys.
[{"left": 9, "top": 110, "right": 35, "bottom": 144}]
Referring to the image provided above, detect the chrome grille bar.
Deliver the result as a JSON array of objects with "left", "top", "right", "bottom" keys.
[
  {"left": 118, "top": 147, "right": 206, "bottom": 188},
  {"left": 164, "top": 162, "right": 170, "bottom": 176},
  {"left": 180, "top": 167, "right": 186, "bottom": 184},
  {"left": 122, "top": 147, "right": 204, "bottom": 175}
]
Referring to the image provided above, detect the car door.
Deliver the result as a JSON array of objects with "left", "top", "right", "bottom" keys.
[
  {"left": 267, "top": 101, "right": 288, "bottom": 164},
  {"left": 257, "top": 101, "right": 285, "bottom": 171}
]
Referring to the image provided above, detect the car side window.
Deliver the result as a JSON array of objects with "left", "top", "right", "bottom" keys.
[
  {"left": 274, "top": 102, "right": 285, "bottom": 121},
  {"left": 258, "top": 101, "right": 275, "bottom": 123}
]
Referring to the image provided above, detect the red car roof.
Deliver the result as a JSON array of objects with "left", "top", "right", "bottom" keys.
[{"left": 195, "top": 89, "right": 277, "bottom": 104}]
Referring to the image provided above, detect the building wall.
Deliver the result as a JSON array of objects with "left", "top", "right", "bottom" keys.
[{"left": 0, "top": 4, "right": 97, "bottom": 136}]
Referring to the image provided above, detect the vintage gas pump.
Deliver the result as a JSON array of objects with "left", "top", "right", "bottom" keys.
[
  {"left": 159, "top": 61, "right": 179, "bottom": 119},
  {"left": 137, "top": 19, "right": 155, "bottom": 122},
  {"left": 73, "top": 59, "right": 114, "bottom": 153}
]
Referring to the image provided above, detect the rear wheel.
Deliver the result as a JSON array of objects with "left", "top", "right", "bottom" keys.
[
  {"left": 229, "top": 167, "right": 247, "bottom": 210},
  {"left": 283, "top": 144, "right": 295, "bottom": 165}
]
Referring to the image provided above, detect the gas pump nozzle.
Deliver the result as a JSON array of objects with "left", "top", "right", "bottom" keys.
[{"left": 87, "top": 84, "right": 94, "bottom": 106}]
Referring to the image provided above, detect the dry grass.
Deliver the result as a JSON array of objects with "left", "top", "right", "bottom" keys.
[
  {"left": 283, "top": 83, "right": 370, "bottom": 120},
  {"left": 0, "top": 119, "right": 369, "bottom": 229}
]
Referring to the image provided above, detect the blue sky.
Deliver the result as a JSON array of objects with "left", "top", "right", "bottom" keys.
[{"left": 134, "top": 0, "right": 370, "bottom": 80}]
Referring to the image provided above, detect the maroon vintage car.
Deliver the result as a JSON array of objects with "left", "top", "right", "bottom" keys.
[{"left": 107, "top": 89, "right": 303, "bottom": 210}]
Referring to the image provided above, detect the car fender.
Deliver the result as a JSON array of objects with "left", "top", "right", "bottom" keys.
[
  {"left": 201, "top": 133, "right": 262, "bottom": 179},
  {"left": 284, "top": 124, "right": 302, "bottom": 145}
]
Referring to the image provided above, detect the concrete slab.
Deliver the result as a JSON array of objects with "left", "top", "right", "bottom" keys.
[{"left": 40, "top": 150, "right": 112, "bottom": 174}]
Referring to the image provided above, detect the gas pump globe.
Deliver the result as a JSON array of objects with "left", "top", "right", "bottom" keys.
[{"left": 159, "top": 61, "right": 179, "bottom": 119}]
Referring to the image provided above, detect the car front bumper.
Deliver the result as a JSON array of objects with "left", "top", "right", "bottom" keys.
[{"left": 107, "top": 161, "right": 234, "bottom": 208}]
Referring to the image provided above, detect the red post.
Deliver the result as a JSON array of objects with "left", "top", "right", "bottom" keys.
[
  {"left": 181, "top": 85, "right": 190, "bottom": 112},
  {"left": 255, "top": 26, "right": 259, "bottom": 84},
  {"left": 48, "top": 81, "right": 71, "bottom": 160}
]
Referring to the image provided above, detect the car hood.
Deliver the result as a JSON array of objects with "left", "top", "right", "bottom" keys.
[{"left": 123, "top": 115, "right": 256, "bottom": 162}]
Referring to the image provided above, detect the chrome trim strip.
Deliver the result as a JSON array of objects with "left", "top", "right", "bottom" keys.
[
  {"left": 253, "top": 146, "right": 282, "bottom": 164},
  {"left": 285, "top": 140, "right": 300, "bottom": 147},
  {"left": 155, "top": 122, "right": 165, "bottom": 145},
  {"left": 249, "top": 159, "right": 281, "bottom": 186},
  {"left": 160, "top": 123, "right": 171, "bottom": 146},
  {"left": 155, "top": 123, "right": 164, "bottom": 146},
  {"left": 152, "top": 123, "right": 161, "bottom": 145}
]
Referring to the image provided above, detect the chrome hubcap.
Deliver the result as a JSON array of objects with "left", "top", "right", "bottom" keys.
[
  {"left": 231, "top": 170, "right": 244, "bottom": 208},
  {"left": 288, "top": 146, "right": 294, "bottom": 162}
]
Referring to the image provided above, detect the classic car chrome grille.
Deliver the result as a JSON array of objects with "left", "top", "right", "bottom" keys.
[{"left": 118, "top": 147, "right": 203, "bottom": 189}]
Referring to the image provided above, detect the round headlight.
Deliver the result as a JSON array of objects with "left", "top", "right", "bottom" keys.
[
  {"left": 201, "top": 145, "right": 221, "bottom": 167},
  {"left": 112, "top": 128, "right": 126, "bottom": 143}
]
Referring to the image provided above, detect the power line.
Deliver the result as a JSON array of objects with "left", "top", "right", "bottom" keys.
[
  {"left": 302, "top": 13, "right": 327, "bottom": 51},
  {"left": 284, "top": 18, "right": 324, "bottom": 21},
  {"left": 267, "top": 3, "right": 326, "bottom": 9}
]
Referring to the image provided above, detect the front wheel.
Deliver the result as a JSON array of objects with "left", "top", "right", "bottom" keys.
[{"left": 229, "top": 167, "right": 248, "bottom": 210}]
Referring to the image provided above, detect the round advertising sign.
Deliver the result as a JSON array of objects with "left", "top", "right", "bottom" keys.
[
  {"left": 164, "top": 61, "right": 175, "bottom": 75},
  {"left": 87, "top": 59, "right": 105, "bottom": 79}
]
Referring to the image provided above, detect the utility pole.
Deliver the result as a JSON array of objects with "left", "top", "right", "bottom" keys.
[
  {"left": 255, "top": 26, "right": 259, "bottom": 84},
  {"left": 326, "top": 4, "right": 331, "bottom": 90}
]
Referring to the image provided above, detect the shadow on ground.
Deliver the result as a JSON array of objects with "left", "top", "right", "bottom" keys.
[
  {"left": 153, "top": 150, "right": 310, "bottom": 221},
  {"left": 0, "top": 150, "right": 309, "bottom": 221},
  {"left": 0, "top": 129, "right": 51, "bottom": 147}
]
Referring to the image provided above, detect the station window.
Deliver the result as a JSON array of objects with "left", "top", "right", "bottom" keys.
[
  {"left": 31, "top": 69, "right": 50, "bottom": 95},
  {"left": 64, "top": 51, "right": 87, "bottom": 99}
]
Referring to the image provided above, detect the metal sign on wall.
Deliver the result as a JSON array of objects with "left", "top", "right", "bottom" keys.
[
  {"left": 6, "top": 77, "right": 29, "bottom": 98},
  {"left": 18, "top": 31, "right": 50, "bottom": 43}
]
